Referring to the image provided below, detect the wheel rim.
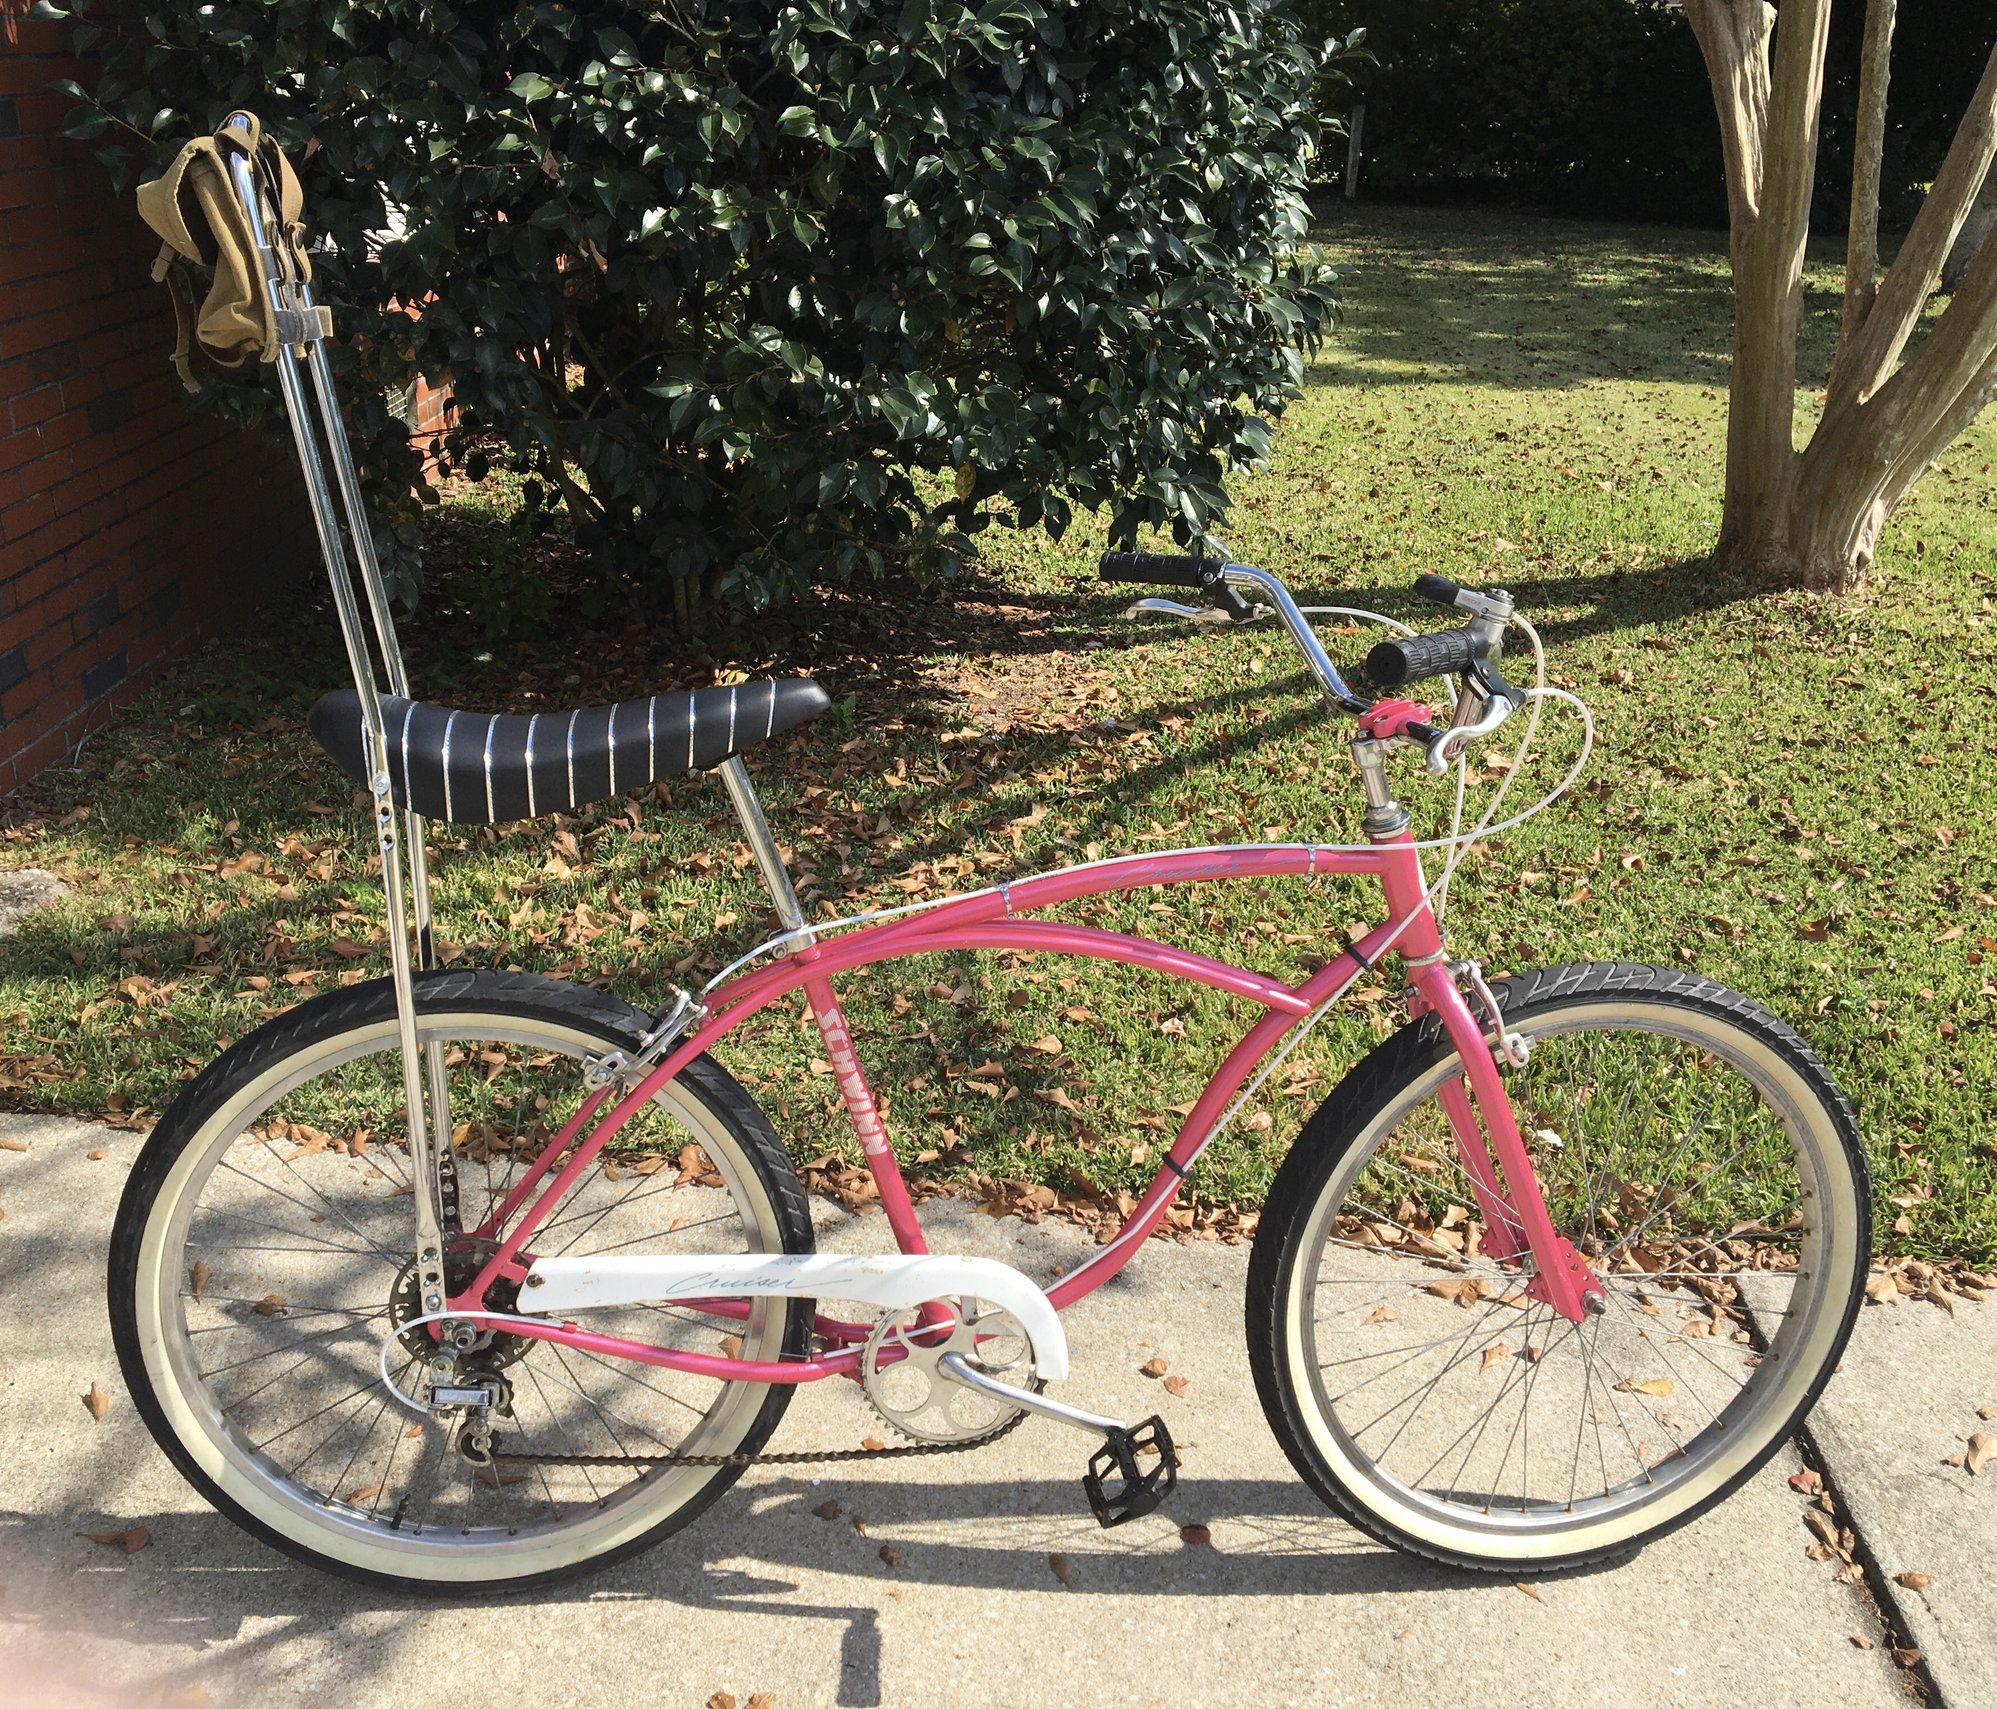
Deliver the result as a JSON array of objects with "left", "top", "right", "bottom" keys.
[
  {"left": 1288, "top": 1000, "right": 1859, "bottom": 1552},
  {"left": 132, "top": 1007, "right": 791, "bottom": 1580}
]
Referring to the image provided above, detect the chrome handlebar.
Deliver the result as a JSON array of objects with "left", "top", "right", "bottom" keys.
[{"left": 1118, "top": 563, "right": 1527, "bottom": 770}]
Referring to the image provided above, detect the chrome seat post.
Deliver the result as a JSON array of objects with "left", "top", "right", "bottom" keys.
[{"left": 717, "top": 756, "right": 811, "bottom": 943}]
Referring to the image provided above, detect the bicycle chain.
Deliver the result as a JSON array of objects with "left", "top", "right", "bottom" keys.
[{"left": 490, "top": 1402, "right": 1032, "bottom": 1469}]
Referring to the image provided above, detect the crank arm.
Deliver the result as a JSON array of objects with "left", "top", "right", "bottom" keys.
[
  {"left": 937, "top": 1351, "right": 1125, "bottom": 1437},
  {"left": 938, "top": 1350, "right": 1178, "bottom": 1529}
]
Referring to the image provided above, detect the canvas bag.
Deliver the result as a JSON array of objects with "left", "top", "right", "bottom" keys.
[{"left": 135, "top": 112, "right": 330, "bottom": 392}]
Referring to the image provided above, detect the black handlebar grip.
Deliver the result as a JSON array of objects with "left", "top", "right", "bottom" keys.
[
  {"left": 1412, "top": 573, "right": 1462, "bottom": 608},
  {"left": 1098, "top": 551, "right": 1217, "bottom": 590},
  {"left": 1365, "top": 625, "right": 1479, "bottom": 688}
]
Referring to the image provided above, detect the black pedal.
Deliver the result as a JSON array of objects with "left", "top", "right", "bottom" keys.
[{"left": 1082, "top": 1415, "right": 1177, "bottom": 1528}]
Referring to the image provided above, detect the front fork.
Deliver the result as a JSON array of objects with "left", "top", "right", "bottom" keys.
[
  {"left": 1356, "top": 734, "right": 1603, "bottom": 1324},
  {"left": 1414, "top": 965, "right": 1604, "bottom": 1321}
]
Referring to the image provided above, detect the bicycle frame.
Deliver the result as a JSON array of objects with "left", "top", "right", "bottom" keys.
[
  {"left": 450, "top": 826, "right": 1605, "bottom": 1382},
  {"left": 208, "top": 106, "right": 1603, "bottom": 1402}
]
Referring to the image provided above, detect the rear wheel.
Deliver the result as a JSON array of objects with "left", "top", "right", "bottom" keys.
[
  {"left": 1247, "top": 963, "right": 1868, "bottom": 1571},
  {"left": 111, "top": 970, "right": 812, "bottom": 1593}
]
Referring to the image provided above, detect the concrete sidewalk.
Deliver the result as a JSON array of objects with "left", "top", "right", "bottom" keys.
[{"left": 0, "top": 1110, "right": 1971, "bottom": 1708}]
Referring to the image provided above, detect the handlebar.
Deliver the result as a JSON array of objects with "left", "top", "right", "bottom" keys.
[{"left": 1098, "top": 550, "right": 1532, "bottom": 764}]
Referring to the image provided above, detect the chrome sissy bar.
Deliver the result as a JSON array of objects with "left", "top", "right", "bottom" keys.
[{"left": 217, "top": 112, "right": 454, "bottom": 1323}]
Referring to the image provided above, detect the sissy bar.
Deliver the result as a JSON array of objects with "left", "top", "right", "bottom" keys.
[{"left": 215, "top": 111, "right": 456, "bottom": 1320}]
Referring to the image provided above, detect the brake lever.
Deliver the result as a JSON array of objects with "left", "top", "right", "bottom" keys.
[
  {"left": 1424, "top": 695, "right": 1514, "bottom": 776},
  {"left": 1120, "top": 598, "right": 1275, "bottom": 626}
]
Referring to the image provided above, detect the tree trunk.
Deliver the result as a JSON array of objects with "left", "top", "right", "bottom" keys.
[
  {"left": 1840, "top": 0, "right": 1897, "bottom": 347},
  {"left": 1942, "top": 162, "right": 1997, "bottom": 293},
  {"left": 1684, "top": 0, "right": 1832, "bottom": 582},
  {"left": 1683, "top": 6, "right": 1997, "bottom": 592}
]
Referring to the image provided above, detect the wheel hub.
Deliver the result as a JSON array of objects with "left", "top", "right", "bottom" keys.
[{"left": 387, "top": 1238, "right": 528, "bottom": 1367}]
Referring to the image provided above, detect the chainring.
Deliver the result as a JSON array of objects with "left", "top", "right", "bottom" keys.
[{"left": 860, "top": 1295, "right": 1042, "bottom": 1444}]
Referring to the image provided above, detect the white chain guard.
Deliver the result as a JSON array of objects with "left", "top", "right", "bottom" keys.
[{"left": 520, "top": 1251, "right": 1069, "bottom": 1380}]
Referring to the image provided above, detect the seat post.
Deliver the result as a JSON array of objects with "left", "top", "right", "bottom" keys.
[{"left": 717, "top": 757, "right": 810, "bottom": 938}]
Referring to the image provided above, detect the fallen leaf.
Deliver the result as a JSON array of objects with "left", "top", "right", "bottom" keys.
[
  {"left": 1179, "top": 1524, "right": 1212, "bottom": 1545},
  {"left": 0, "top": 1137, "right": 29, "bottom": 1152},
  {"left": 345, "top": 1483, "right": 386, "bottom": 1504},
  {"left": 850, "top": 1514, "right": 868, "bottom": 1535},
  {"left": 1362, "top": 1306, "right": 1399, "bottom": 1326},
  {"left": 860, "top": 1436, "right": 886, "bottom": 1452},
  {"left": 1480, "top": 1343, "right": 1511, "bottom": 1373},
  {"left": 812, "top": 1499, "right": 841, "bottom": 1520},
  {"left": 1803, "top": 1509, "right": 1840, "bottom": 1547},
  {"left": 1026, "top": 1035, "right": 1064, "bottom": 1055},
  {"left": 1162, "top": 1375, "right": 1190, "bottom": 1397},
  {"left": 80, "top": 1527, "right": 149, "bottom": 1553},
  {"left": 1048, "top": 1552, "right": 1074, "bottom": 1586},
  {"left": 1966, "top": 1433, "right": 1995, "bottom": 1475},
  {"left": 1788, "top": 1468, "right": 1822, "bottom": 1496},
  {"left": 878, "top": 1544, "right": 900, "bottom": 1568},
  {"left": 1850, "top": 1635, "right": 1875, "bottom": 1650},
  {"left": 253, "top": 1294, "right": 286, "bottom": 1316},
  {"left": 86, "top": 1148, "right": 107, "bottom": 1161},
  {"left": 746, "top": 1697, "right": 774, "bottom": 1709},
  {"left": 1426, "top": 1278, "right": 1489, "bottom": 1307},
  {"left": 1515, "top": 1581, "right": 1544, "bottom": 1603},
  {"left": 1616, "top": 1378, "right": 1674, "bottom": 1398},
  {"left": 190, "top": 1260, "right": 209, "bottom": 1301},
  {"left": 1978, "top": 1404, "right": 1996, "bottom": 1421},
  {"left": 1892, "top": 1648, "right": 1922, "bottom": 1668},
  {"left": 1895, "top": 1571, "right": 1932, "bottom": 1590},
  {"left": 1139, "top": 1356, "right": 1169, "bottom": 1378},
  {"left": 707, "top": 1694, "right": 738, "bottom": 1709},
  {"left": 1864, "top": 1273, "right": 1899, "bottom": 1306},
  {"left": 82, "top": 1381, "right": 111, "bottom": 1421}
]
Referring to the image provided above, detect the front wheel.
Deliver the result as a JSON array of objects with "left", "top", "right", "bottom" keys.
[
  {"left": 1246, "top": 962, "right": 1868, "bottom": 1572},
  {"left": 111, "top": 970, "right": 813, "bottom": 1594}
]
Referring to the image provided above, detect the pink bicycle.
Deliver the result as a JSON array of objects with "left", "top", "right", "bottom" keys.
[{"left": 112, "top": 117, "right": 1867, "bottom": 1594}]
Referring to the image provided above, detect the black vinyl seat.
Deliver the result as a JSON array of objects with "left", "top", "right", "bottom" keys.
[{"left": 308, "top": 677, "right": 830, "bottom": 825}]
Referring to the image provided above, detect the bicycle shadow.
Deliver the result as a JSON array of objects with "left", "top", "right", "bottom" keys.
[{"left": 0, "top": 1472, "right": 1600, "bottom": 1709}]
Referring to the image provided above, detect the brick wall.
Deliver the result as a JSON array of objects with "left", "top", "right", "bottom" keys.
[{"left": 0, "top": 7, "right": 312, "bottom": 795}]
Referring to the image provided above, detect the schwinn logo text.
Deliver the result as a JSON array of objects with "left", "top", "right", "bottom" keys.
[{"left": 814, "top": 1003, "right": 890, "bottom": 1156}]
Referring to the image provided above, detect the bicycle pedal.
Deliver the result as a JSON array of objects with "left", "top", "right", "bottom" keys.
[{"left": 1082, "top": 1414, "right": 1177, "bottom": 1528}]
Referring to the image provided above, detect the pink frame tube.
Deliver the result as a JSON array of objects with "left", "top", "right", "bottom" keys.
[{"left": 453, "top": 840, "right": 1598, "bottom": 1374}]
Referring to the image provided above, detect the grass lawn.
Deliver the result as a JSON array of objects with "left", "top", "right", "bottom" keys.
[{"left": 4, "top": 203, "right": 1995, "bottom": 1265}]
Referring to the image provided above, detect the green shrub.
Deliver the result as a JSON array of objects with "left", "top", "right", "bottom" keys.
[{"left": 60, "top": 0, "right": 1353, "bottom": 620}]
